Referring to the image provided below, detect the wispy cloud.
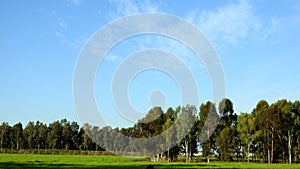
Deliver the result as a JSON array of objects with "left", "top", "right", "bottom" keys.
[
  {"left": 55, "top": 25, "right": 88, "bottom": 49},
  {"left": 290, "top": 2, "right": 300, "bottom": 25},
  {"left": 105, "top": 0, "right": 205, "bottom": 71},
  {"left": 55, "top": 15, "right": 87, "bottom": 49},
  {"left": 186, "top": 0, "right": 281, "bottom": 48},
  {"left": 105, "top": 54, "right": 122, "bottom": 62},
  {"left": 58, "top": 20, "right": 67, "bottom": 30},
  {"left": 65, "top": 0, "right": 81, "bottom": 6},
  {"left": 35, "top": 1, "right": 86, "bottom": 49},
  {"left": 55, "top": 32, "right": 67, "bottom": 43},
  {"left": 71, "top": 35, "right": 88, "bottom": 49},
  {"left": 108, "top": 0, "right": 162, "bottom": 19},
  {"left": 260, "top": 17, "right": 282, "bottom": 42}
]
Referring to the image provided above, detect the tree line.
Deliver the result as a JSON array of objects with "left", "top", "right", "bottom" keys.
[{"left": 0, "top": 98, "right": 299, "bottom": 164}]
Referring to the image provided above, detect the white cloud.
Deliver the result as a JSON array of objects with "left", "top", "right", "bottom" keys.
[
  {"left": 105, "top": 0, "right": 205, "bottom": 70},
  {"left": 105, "top": 54, "right": 121, "bottom": 62},
  {"left": 108, "top": 0, "right": 161, "bottom": 19},
  {"left": 186, "top": 0, "right": 281, "bottom": 48},
  {"left": 260, "top": 17, "right": 282, "bottom": 42},
  {"left": 71, "top": 35, "right": 88, "bottom": 49},
  {"left": 58, "top": 21, "right": 67, "bottom": 30},
  {"left": 53, "top": 14, "right": 87, "bottom": 49},
  {"left": 55, "top": 32, "right": 67, "bottom": 43},
  {"left": 66, "top": 0, "right": 81, "bottom": 6}
]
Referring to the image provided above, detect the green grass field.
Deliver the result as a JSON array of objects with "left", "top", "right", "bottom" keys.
[{"left": 0, "top": 154, "right": 300, "bottom": 169}]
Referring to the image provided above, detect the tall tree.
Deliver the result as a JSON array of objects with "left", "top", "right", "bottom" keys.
[
  {"left": 162, "top": 107, "right": 179, "bottom": 162},
  {"left": 267, "top": 102, "right": 281, "bottom": 163},
  {"left": 23, "top": 122, "right": 36, "bottom": 149},
  {"left": 11, "top": 122, "right": 24, "bottom": 149},
  {"left": 252, "top": 100, "right": 270, "bottom": 163},
  {"left": 61, "top": 120, "right": 74, "bottom": 150},
  {"left": 177, "top": 105, "right": 197, "bottom": 162},
  {"left": 216, "top": 98, "right": 237, "bottom": 161},
  {"left": 36, "top": 122, "right": 48, "bottom": 149},
  {"left": 70, "top": 121, "right": 80, "bottom": 150},
  {"left": 277, "top": 100, "right": 296, "bottom": 164},
  {"left": 47, "top": 121, "right": 62, "bottom": 149},
  {"left": 237, "top": 113, "right": 256, "bottom": 162},
  {"left": 198, "top": 101, "right": 218, "bottom": 163},
  {"left": 293, "top": 101, "right": 300, "bottom": 162},
  {"left": 0, "top": 122, "right": 11, "bottom": 149},
  {"left": 81, "top": 123, "right": 93, "bottom": 150}
]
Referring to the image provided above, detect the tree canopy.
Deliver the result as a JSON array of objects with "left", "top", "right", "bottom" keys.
[{"left": 0, "top": 98, "right": 299, "bottom": 163}]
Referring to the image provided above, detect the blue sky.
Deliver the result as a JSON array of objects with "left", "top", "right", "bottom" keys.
[{"left": 0, "top": 0, "right": 300, "bottom": 127}]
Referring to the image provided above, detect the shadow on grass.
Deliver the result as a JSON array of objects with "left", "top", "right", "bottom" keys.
[{"left": 0, "top": 162, "right": 227, "bottom": 169}]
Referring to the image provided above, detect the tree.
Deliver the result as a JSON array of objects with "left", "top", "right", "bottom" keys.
[
  {"left": 70, "top": 121, "right": 80, "bottom": 150},
  {"left": 11, "top": 122, "right": 24, "bottom": 149},
  {"left": 218, "top": 98, "right": 236, "bottom": 129},
  {"left": 217, "top": 127, "right": 236, "bottom": 161},
  {"left": 177, "top": 105, "right": 197, "bottom": 162},
  {"left": 216, "top": 98, "right": 237, "bottom": 161},
  {"left": 62, "top": 120, "right": 74, "bottom": 150},
  {"left": 252, "top": 100, "right": 270, "bottom": 163},
  {"left": 23, "top": 122, "right": 36, "bottom": 149},
  {"left": 276, "top": 100, "right": 296, "bottom": 164},
  {"left": 81, "top": 123, "right": 93, "bottom": 150},
  {"left": 292, "top": 101, "right": 300, "bottom": 162},
  {"left": 268, "top": 102, "right": 281, "bottom": 163},
  {"left": 198, "top": 101, "right": 218, "bottom": 163},
  {"left": 0, "top": 122, "right": 11, "bottom": 149},
  {"left": 47, "top": 121, "right": 62, "bottom": 149},
  {"left": 162, "top": 107, "right": 178, "bottom": 162},
  {"left": 237, "top": 113, "right": 256, "bottom": 162},
  {"left": 136, "top": 107, "right": 166, "bottom": 160},
  {"left": 35, "top": 121, "right": 48, "bottom": 149}
]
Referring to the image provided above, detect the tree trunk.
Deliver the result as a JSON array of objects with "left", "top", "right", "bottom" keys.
[
  {"left": 207, "top": 152, "right": 210, "bottom": 163},
  {"left": 297, "top": 139, "right": 300, "bottom": 162},
  {"left": 283, "top": 147, "right": 286, "bottom": 164},
  {"left": 185, "top": 139, "right": 188, "bottom": 162},
  {"left": 268, "top": 144, "right": 271, "bottom": 164},
  {"left": 189, "top": 140, "right": 192, "bottom": 162},
  {"left": 288, "top": 130, "right": 292, "bottom": 164},
  {"left": 207, "top": 142, "right": 210, "bottom": 163},
  {"left": 247, "top": 143, "right": 251, "bottom": 163},
  {"left": 271, "top": 129, "right": 274, "bottom": 163},
  {"left": 1, "top": 130, "right": 4, "bottom": 150},
  {"left": 1, "top": 133, "right": 3, "bottom": 150},
  {"left": 167, "top": 145, "right": 170, "bottom": 162},
  {"left": 206, "top": 129, "right": 210, "bottom": 163},
  {"left": 267, "top": 131, "right": 271, "bottom": 164}
]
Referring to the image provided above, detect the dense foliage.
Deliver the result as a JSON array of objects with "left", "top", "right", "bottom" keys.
[{"left": 0, "top": 98, "right": 299, "bottom": 164}]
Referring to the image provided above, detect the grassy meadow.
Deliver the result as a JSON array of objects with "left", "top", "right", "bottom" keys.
[{"left": 1, "top": 154, "right": 300, "bottom": 169}]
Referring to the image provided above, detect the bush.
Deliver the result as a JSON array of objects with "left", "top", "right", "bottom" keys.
[{"left": 0, "top": 148, "right": 115, "bottom": 156}]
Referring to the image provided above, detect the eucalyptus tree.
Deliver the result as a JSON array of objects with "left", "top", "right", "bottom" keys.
[
  {"left": 198, "top": 101, "right": 218, "bottom": 163},
  {"left": 252, "top": 100, "right": 270, "bottom": 163},
  {"left": 293, "top": 101, "right": 300, "bottom": 162},
  {"left": 23, "top": 121, "right": 36, "bottom": 149},
  {"left": 81, "top": 123, "right": 93, "bottom": 150},
  {"left": 216, "top": 98, "right": 237, "bottom": 161},
  {"left": 0, "top": 122, "right": 11, "bottom": 149},
  {"left": 237, "top": 112, "right": 256, "bottom": 162},
  {"left": 276, "top": 99, "right": 296, "bottom": 164},
  {"left": 176, "top": 105, "right": 197, "bottom": 162},
  {"left": 47, "top": 120, "right": 63, "bottom": 149},
  {"left": 162, "top": 107, "right": 177, "bottom": 162},
  {"left": 11, "top": 122, "right": 24, "bottom": 149}
]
